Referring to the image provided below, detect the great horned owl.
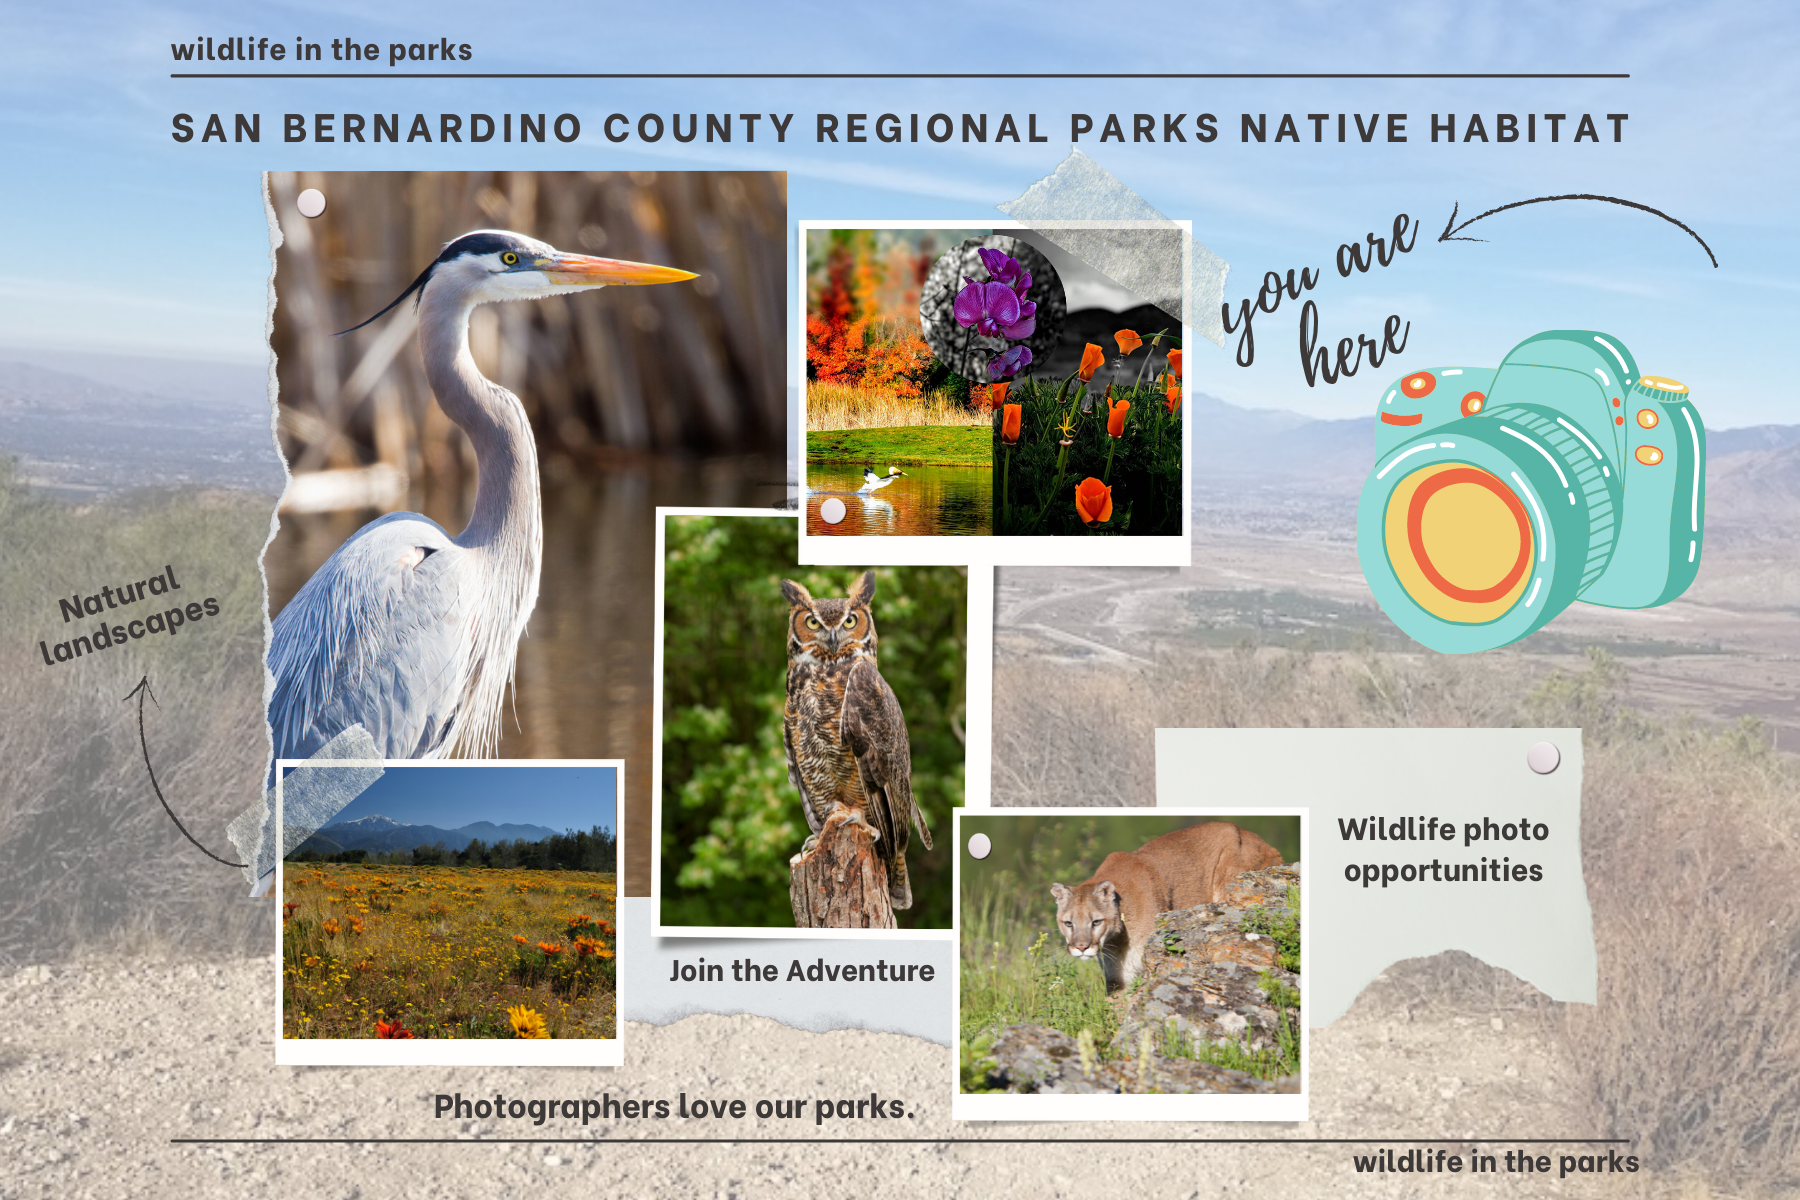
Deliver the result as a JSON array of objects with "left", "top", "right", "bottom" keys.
[{"left": 782, "top": 570, "right": 931, "bottom": 909}]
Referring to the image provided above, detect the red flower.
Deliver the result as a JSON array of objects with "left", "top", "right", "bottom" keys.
[
  {"left": 1075, "top": 478, "right": 1114, "bottom": 524},
  {"left": 376, "top": 1018, "right": 414, "bottom": 1039}
]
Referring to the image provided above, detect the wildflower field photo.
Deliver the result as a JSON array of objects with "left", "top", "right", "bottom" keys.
[{"left": 277, "top": 761, "right": 621, "bottom": 1063}]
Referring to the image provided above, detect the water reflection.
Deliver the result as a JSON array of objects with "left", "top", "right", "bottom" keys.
[
  {"left": 264, "top": 455, "right": 788, "bottom": 893},
  {"left": 806, "top": 464, "right": 992, "bottom": 536}
]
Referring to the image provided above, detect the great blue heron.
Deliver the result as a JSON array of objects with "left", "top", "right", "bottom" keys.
[
  {"left": 859, "top": 465, "right": 906, "bottom": 493},
  {"left": 268, "top": 229, "right": 696, "bottom": 764}
]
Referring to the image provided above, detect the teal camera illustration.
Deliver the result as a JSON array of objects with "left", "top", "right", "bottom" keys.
[{"left": 1356, "top": 330, "right": 1705, "bottom": 654}]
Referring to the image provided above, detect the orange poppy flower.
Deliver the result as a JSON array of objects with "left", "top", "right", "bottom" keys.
[
  {"left": 1001, "top": 403, "right": 1022, "bottom": 444},
  {"left": 1165, "top": 374, "right": 1182, "bottom": 414},
  {"left": 1078, "top": 343, "right": 1105, "bottom": 382},
  {"left": 1168, "top": 348, "right": 1183, "bottom": 379},
  {"left": 1114, "top": 329, "right": 1143, "bottom": 356},
  {"left": 1107, "top": 398, "right": 1130, "bottom": 438},
  {"left": 538, "top": 942, "right": 563, "bottom": 956},
  {"left": 1075, "top": 477, "right": 1113, "bottom": 524},
  {"left": 989, "top": 381, "right": 1010, "bottom": 407},
  {"left": 376, "top": 1018, "right": 414, "bottom": 1039}
]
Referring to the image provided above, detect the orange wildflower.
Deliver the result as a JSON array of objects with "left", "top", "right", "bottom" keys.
[
  {"left": 1114, "top": 329, "right": 1143, "bottom": 356},
  {"left": 376, "top": 1018, "right": 414, "bottom": 1039},
  {"left": 513, "top": 934, "right": 528, "bottom": 945},
  {"left": 1075, "top": 477, "right": 1114, "bottom": 524},
  {"left": 1167, "top": 348, "right": 1183, "bottom": 379},
  {"left": 282, "top": 902, "right": 297, "bottom": 919},
  {"left": 989, "top": 381, "right": 1010, "bottom": 407},
  {"left": 538, "top": 942, "right": 563, "bottom": 956},
  {"left": 1107, "top": 397, "right": 1130, "bottom": 438},
  {"left": 1078, "top": 343, "right": 1105, "bottom": 382},
  {"left": 321, "top": 919, "right": 340, "bottom": 937},
  {"left": 1001, "top": 403, "right": 1022, "bottom": 445}
]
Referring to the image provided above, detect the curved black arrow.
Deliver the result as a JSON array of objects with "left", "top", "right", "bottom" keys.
[
  {"left": 1440, "top": 195, "right": 1718, "bottom": 267},
  {"left": 124, "top": 676, "right": 247, "bottom": 868}
]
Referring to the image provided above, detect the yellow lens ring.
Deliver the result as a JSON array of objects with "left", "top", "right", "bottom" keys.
[{"left": 1383, "top": 463, "right": 1535, "bottom": 623}]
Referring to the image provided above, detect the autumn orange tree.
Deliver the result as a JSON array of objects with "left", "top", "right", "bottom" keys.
[{"left": 806, "top": 230, "right": 935, "bottom": 396}]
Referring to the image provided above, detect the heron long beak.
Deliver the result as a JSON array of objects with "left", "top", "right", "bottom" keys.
[{"left": 539, "top": 252, "right": 698, "bottom": 287}]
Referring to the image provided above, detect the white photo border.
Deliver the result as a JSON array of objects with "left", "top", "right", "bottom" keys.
[
  {"left": 951, "top": 806, "right": 1308, "bottom": 1122},
  {"left": 651, "top": 506, "right": 989, "bottom": 941},
  {"left": 274, "top": 757, "right": 626, "bottom": 1067}
]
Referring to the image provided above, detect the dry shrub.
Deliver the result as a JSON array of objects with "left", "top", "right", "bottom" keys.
[
  {"left": 1567, "top": 717, "right": 1800, "bottom": 1186},
  {"left": 0, "top": 483, "right": 276, "bottom": 968},
  {"left": 807, "top": 383, "right": 989, "bottom": 431},
  {"left": 996, "top": 643, "right": 1800, "bottom": 1191},
  {"left": 992, "top": 645, "right": 1526, "bottom": 807}
]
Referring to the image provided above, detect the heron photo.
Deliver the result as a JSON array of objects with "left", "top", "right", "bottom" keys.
[
  {"left": 276, "top": 760, "right": 620, "bottom": 1064},
  {"left": 957, "top": 810, "right": 1300, "bottom": 1112},
  {"left": 654, "top": 511, "right": 967, "bottom": 933},
  {"left": 263, "top": 170, "right": 786, "bottom": 899}
]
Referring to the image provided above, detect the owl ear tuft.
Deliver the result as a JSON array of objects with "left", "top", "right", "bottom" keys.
[
  {"left": 781, "top": 578, "right": 815, "bottom": 607},
  {"left": 849, "top": 570, "right": 876, "bottom": 608}
]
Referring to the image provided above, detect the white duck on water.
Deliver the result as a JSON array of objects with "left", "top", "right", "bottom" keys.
[{"left": 859, "top": 465, "right": 907, "bottom": 493}]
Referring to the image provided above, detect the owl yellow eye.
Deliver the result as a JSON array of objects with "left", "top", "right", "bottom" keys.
[
  {"left": 841, "top": 613, "right": 857, "bottom": 629},
  {"left": 803, "top": 615, "right": 820, "bottom": 630},
  {"left": 501, "top": 251, "right": 519, "bottom": 266}
]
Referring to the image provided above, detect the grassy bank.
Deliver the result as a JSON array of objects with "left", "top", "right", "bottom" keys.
[{"left": 807, "top": 425, "right": 992, "bottom": 468}]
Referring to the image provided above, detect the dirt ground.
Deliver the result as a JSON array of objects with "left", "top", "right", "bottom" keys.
[{"left": 0, "top": 954, "right": 1651, "bottom": 1200}]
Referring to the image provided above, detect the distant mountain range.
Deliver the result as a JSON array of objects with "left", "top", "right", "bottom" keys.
[
  {"left": 294, "top": 814, "right": 564, "bottom": 857},
  {"left": 0, "top": 357, "right": 282, "bottom": 496}
]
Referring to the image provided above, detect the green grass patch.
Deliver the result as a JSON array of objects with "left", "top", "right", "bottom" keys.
[{"left": 808, "top": 425, "right": 992, "bottom": 468}]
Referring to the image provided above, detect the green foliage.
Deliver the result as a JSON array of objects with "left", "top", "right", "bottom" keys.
[
  {"left": 959, "top": 1031, "right": 1005, "bottom": 1094},
  {"left": 807, "top": 424, "right": 992, "bottom": 467},
  {"left": 658, "top": 515, "right": 966, "bottom": 929},
  {"left": 958, "top": 815, "right": 1302, "bottom": 1083},
  {"left": 993, "top": 370, "right": 1184, "bottom": 536},
  {"left": 1242, "top": 891, "right": 1302, "bottom": 973}
]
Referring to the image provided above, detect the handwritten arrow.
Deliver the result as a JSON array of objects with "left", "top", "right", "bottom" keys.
[
  {"left": 1439, "top": 195, "right": 1718, "bottom": 267},
  {"left": 124, "top": 676, "right": 246, "bottom": 868}
]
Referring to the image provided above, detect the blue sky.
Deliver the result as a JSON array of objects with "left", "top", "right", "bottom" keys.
[
  {"left": 308, "top": 763, "right": 617, "bottom": 833},
  {"left": 1, "top": 2, "right": 1796, "bottom": 423}
]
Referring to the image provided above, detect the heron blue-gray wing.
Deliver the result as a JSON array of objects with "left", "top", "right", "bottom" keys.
[{"left": 268, "top": 511, "right": 472, "bottom": 763}]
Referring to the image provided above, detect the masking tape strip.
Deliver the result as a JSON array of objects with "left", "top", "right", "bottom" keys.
[
  {"left": 228, "top": 724, "right": 385, "bottom": 897},
  {"left": 997, "top": 149, "right": 1229, "bottom": 346}
]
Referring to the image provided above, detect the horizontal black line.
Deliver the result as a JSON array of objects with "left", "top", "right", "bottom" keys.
[
  {"left": 175, "top": 1144, "right": 1641, "bottom": 1151},
  {"left": 168, "top": 72, "right": 1631, "bottom": 81}
]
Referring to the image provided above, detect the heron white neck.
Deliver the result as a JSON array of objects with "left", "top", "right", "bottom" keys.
[
  {"left": 417, "top": 289, "right": 542, "bottom": 561},
  {"left": 415, "top": 284, "right": 544, "bottom": 757}
]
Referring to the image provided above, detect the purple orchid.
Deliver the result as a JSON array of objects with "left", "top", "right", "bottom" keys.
[
  {"left": 954, "top": 279, "right": 1022, "bottom": 339},
  {"left": 977, "top": 248, "right": 1022, "bottom": 285},
  {"left": 987, "top": 344, "right": 1033, "bottom": 380}
]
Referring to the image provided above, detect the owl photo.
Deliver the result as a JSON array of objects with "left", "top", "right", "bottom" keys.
[{"left": 657, "top": 513, "right": 966, "bottom": 932}]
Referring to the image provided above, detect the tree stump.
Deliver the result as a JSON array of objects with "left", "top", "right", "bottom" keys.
[{"left": 789, "top": 809, "right": 896, "bottom": 929}]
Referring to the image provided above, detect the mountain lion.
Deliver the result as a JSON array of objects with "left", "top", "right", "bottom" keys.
[{"left": 1049, "top": 822, "right": 1284, "bottom": 992}]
